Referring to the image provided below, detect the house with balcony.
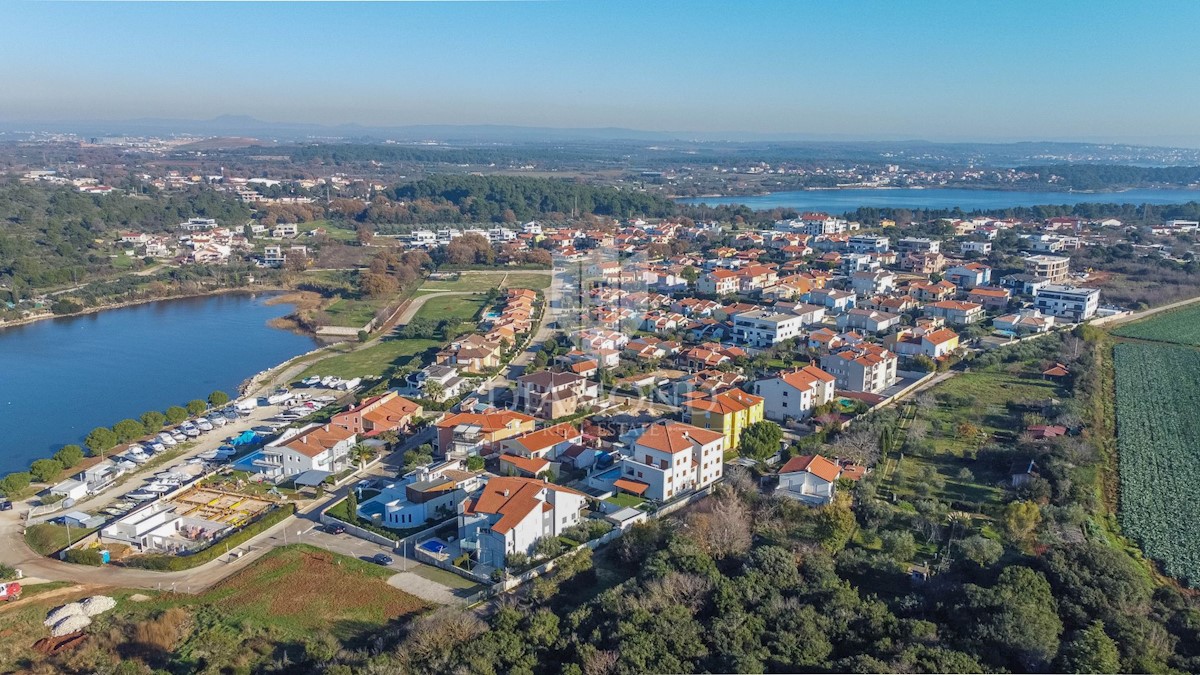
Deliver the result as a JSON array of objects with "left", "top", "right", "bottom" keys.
[
  {"left": 890, "top": 327, "right": 961, "bottom": 361},
  {"left": 257, "top": 424, "right": 357, "bottom": 479},
  {"left": 945, "top": 262, "right": 993, "bottom": 289},
  {"left": 836, "top": 308, "right": 901, "bottom": 334},
  {"left": 514, "top": 371, "right": 599, "bottom": 419},
  {"left": 821, "top": 344, "right": 898, "bottom": 394},
  {"left": 458, "top": 476, "right": 589, "bottom": 568},
  {"left": 753, "top": 365, "right": 836, "bottom": 422},
  {"left": 618, "top": 422, "right": 725, "bottom": 502},
  {"left": 397, "top": 364, "right": 469, "bottom": 402},
  {"left": 331, "top": 391, "right": 422, "bottom": 438},
  {"left": 682, "top": 389, "right": 764, "bottom": 451},
  {"left": 435, "top": 410, "right": 537, "bottom": 458},
  {"left": 356, "top": 459, "right": 484, "bottom": 529},
  {"left": 993, "top": 309, "right": 1055, "bottom": 335},
  {"left": 776, "top": 454, "right": 842, "bottom": 505},
  {"left": 923, "top": 300, "right": 985, "bottom": 326}
]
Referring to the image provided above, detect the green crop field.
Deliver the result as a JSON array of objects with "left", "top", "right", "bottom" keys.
[
  {"left": 1114, "top": 342, "right": 1200, "bottom": 587},
  {"left": 1113, "top": 302, "right": 1200, "bottom": 345}
]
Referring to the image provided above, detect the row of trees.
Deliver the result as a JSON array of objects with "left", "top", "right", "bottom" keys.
[{"left": 0, "top": 391, "right": 229, "bottom": 498}]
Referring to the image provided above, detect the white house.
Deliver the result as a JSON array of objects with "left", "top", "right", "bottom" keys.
[
  {"left": 753, "top": 365, "right": 837, "bottom": 422},
  {"left": 458, "top": 476, "right": 588, "bottom": 568},
  {"left": 821, "top": 344, "right": 898, "bottom": 394},
  {"left": 357, "top": 460, "right": 484, "bottom": 529},
  {"left": 257, "top": 424, "right": 357, "bottom": 478},
  {"left": 776, "top": 454, "right": 842, "bottom": 505},
  {"left": 837, "top": 308, "right": 901, "bottom": 334},
  {"left": 729, "top": 308, "right": 813, "bottom": 349},
  {"left": 993, "top": 309, "right": 1055, "bottom": 335},
  {"left": 1034, "top": 285, "right": 1100, "bottom": 322},
  {"left": 618, "top": 422, "right": 724, "bottom": 502}
]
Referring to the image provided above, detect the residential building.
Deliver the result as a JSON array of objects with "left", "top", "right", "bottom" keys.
[
  {"left": 993, "top": 309, "right": 1055, "bottom": 335},
  {"left": 331, "top": 391, "right": 422, "bottom": 438},
  {"left": 515, "top": 371, "right": 598, "bottom": 419},
  {"left": 357, "top": 460, "right": 484, "bottom": 528},
  {"left": 753, "top": 366, "right": 836, "bottom": 422},
  {"left": 806, "top": 288, "right": 856, "bottom": 313},
  {"left": 682, "top": 389, "right": 765, "bottom": 451},
  {"left": 960, "top": 241, "right": 992, "bottom": 255},
  {"left": 821, "top": 344, "right": 898, "bottom": 394},
  {"left": 729, "top": 308, "right": 814, "bottom": 349},
  {"left": 900, "top": 251, "right": 947, "bottom": 274},
  {"left": 498, "top": 422, "right": 582, "bottom": 461},
  {"left": 398, "top": 364, "right": 469, "bottom": 402},
  {"left": 923, "top": 300, "right": 984, "bottom": 325},
  {"left": 179, "top": 217, "right": 218, "bottom": 231},
  {"left": 1023, "top": 255, "right": 1070, "bottom": 282},
  {"left": 846, "top": 235, "right": 890, "bottom": 253},
  {"left": 850, "top": 270, "right": 896, "bottom": 296},
  {"left": 837, "top": 308, "right": 901, "bottom": 333},
  {"left": 776, "top": 454, "right": 842, "bottom": 505},
  {"left": 890, "top": 327, "right": 961, "bottom": 360},
  {"left": 1034, "top": 285, "right": 1100, "bottom": 321},
  {"left": 945, "top": 262, "right": 993, "bottom": 289},
  {"left": 258, "top": 424, "right": 357, "bottom": 478},
  {"left": 619, "top": 422, "right": 725, "bottom": 501},
  {"left": 458, "top": 477, "right": 588, "bottom": 568},
  {"left": 895, "top": 237, "right": 940, "bottom": 254},
  {"left": 435, "top": 410, "right": 537, "bottom": 458},
  {"left": 697, "top": 268, "right": 740, "bottom": 295},
  {"left": 966, "top": 286, "right": 1011, "bottom": 311}
]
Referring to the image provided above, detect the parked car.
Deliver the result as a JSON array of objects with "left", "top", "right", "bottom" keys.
[
  {"left": 371, "top": 553, "right": 393, "bottom": 566},
  {"left": 0, "top": 500, "right": 12, "bottom": 511},
  {"left": 327, "top": 524, "right": 346, "bottom": 535}
]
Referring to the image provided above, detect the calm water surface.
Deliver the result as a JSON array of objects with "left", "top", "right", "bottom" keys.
[
  {"left": 0, "top": 293, "right": 319, "bottom": 474},
  {"left": 677, "top": 187, "right": 1200, "bottom": 213}
]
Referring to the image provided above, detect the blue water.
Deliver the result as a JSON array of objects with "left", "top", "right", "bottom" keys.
[
  {"left": 677, "top": 187, "right": 1200, "bottom": 213},
  {"left": 0, "top": 293, "right": 319, "bottom": 475}
]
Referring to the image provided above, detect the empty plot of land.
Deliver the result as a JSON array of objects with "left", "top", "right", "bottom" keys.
[{"left": 418, "top": 271, "right": 551, "bottom": 293}]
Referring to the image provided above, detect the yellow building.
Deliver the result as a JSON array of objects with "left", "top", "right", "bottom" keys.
[{"left": 683, "top": 389, "right": 765, "bottom": 450}]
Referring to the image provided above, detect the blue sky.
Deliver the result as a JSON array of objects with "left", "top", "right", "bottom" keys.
[{"left": 2, "top": 0, "right": 1199, "bottom": 144}]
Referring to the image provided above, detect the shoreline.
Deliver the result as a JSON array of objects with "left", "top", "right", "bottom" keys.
[
  {"left": 0, "top": 285, "right": 295, "bottom": 333},
  {"left": 673, "top": 185, "right": 1200, "bottom": 201}
]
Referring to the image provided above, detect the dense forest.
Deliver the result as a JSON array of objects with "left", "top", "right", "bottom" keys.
[
  {"left": 1014, "top": 164, "right": 1200, "bottom": 191},
  {"left": 0, "top": 182, "right": 250, "bottom": 291},
  {"left": 386, "top": 175, "right": 677, "bottom": 223}
]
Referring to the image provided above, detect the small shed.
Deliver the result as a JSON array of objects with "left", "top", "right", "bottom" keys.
[
  {"left": 61, "top": 511, "right": 103, "bottom": 529},
  {"left": 605, "top": 506, "right": 649, "bottom": 530},
  {"left": 50, "top": 479, "right": 89, "bottom": 501}
]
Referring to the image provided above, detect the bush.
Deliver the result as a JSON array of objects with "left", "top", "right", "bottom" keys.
[
  {"left": 140, "top": 411, "right": 166, "bottom": 432},
  {"left": 0, "top": 472, "right": 32, "bottom": 497},
  {"left": 0, "top": 563, "right": 15, "bottom": 580},
  {"left": 561, "top": 519, "right": 614, "bottom": 543},
  {"left": 186, "top": 400, "right": 208, "bottom": 416},
  {"left": 466, "top": 456, "right": 485, "bottom": 471},
  {"left": 54, "top": 445, "right": 85, "bottom": 469},
  {"left": 29, "top": 458, "right": 64, "bottom": 483},
  {"left": 113, "top": 418, "right": 146, "bottom": 443},
  {"left": 64, "top": 548, "right": 104, "bottom": 566},
  {"left": 208, "top": 390, "right": 230, "bottom": 407},
  {"left": 125, "top": 504, "right": 296, "bottom": 571},
  {"left": 165, "top": 406, "right": 189, "bottom": 425}
]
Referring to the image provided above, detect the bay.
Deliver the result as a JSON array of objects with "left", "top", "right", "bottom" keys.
[{"left": 0, "top": 293, "right": 319, "bottom": 475}]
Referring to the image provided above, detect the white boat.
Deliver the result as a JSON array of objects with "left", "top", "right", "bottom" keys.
[
  {"left": 319, "top": 376, "right": 335, "bottom": 387},
  {"left": 223, "top": 409, "right": 239, "bottom": 421},
  {"left": 124, "top": 450, "right": 148, "bottom": 464},
  {"left": 115, "top": 459, "right": 137, "bottom": 471},
  {"left": 197, "top": 450, "right": 219, "bottom": 461},
  {"left": 144, "top": 483, "right": 172, "bottom": 493},
  {"left": 208, "top": 415, "right": 227, "bottom": 427},
  {"left": 126, "top": 491, "right": 157, "bottom": 501},
  {"left": 302, "top": 376, "right": 321, "bottom": 386},
  {"left": 172, "top": 432, "right": 188, "bottom": 442},
  {"left": 196, "top": 419, "right": 214, "bottom": 432},
  {"left": 158, "top": 433, "right": 177, "bottom": 446}
]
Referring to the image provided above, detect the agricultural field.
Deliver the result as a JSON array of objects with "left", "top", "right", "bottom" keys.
[
  {"left": 1113, "top": 342, "right": 1200, "bottom": 587},
  {"left": 1112, "top": 302, "right": 1200, "bottom": 345},
  {"left": 296, "top": 337, "right": 439, "bottom": 380}
]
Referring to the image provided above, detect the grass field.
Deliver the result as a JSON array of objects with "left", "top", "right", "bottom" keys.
[
  {"left": 296, "top": 337, "right": 439, "bottom": 380},
  {"left": 411, "top": 292, "right": 490, "bottom": 324},
  {"left": 0, "top": 546, "right": 430, "bottom": 673},
  {"left": 322, "top": 297, "right": 385, "bottom": 328},
  {"left": 1112, "top": 302, "right": 1200, "bottom": 346},
  {"left": 1113, "top": 342, "right": 1200, "bottom": 587},
  {"left": 418, "top": 271, "right": 551, "bottom": 293}
]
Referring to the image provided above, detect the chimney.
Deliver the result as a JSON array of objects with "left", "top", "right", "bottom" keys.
[{"left": 502, "top": 489, "right": 510, "bottom": 497}]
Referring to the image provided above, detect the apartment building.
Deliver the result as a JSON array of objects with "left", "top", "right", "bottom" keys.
[
  {"left": 619, "top": 422, "right": 725, "bottom": 501},
  {"left": 753, "top": 365, "right": 837, "bottom": 422},
  {"left": 1034, "top": 285, "right": 1100, "bottom": 322},
  {"left": 1023, "top": 255, "right": 1070, "bottom": 282},
  {"left": 821, "top": 344, "right": 898, "bottom": 394}
]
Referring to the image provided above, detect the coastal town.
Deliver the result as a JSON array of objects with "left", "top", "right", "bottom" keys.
[{"left": 4, "top": 0, "right": 1200, "bottom": 666}]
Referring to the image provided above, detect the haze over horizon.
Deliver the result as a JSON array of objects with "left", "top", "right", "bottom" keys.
[{"left": 3, "top": 0, "right": 1200, "bottom": 147}]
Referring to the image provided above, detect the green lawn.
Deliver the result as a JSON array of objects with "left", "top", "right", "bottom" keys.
[
  {"left": 322, "top": 297, "right": 386, "bottom": 328},
  {"left": 301, "top": 219, "right": 358, "bottom": 242},
  {"left": 605, "top": 493, "right": 646, "bottom": 509},
  {"left": 418, "top": 271, "right": 550, "bottom": 293},
  {"left": 412, "top": 292, "right": 490, "bottom": 324},
  {"left": 296, "top": 337, "right": 440, "bottom": 380},
  {"left": 408, "top": 562, "right": 484, "bottom": 591}
]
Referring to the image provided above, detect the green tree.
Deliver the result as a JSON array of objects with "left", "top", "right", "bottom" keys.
[
  {"left": 29, "top": 458, "right": 63, "bottom": 483},
  {"left": 815, "top": 502, "right": 856, "bottom": 554},
  {"left": 186, "top": 399, "right": 208, "bottom": 416},
  {"left": 424, "top": 380, "right": 446, "bottom": 404},
  {"left": 1061, "top": 621, "right": 1120, "bottom": 674},
  {"left": 54, "top": 445, "right": 84, "bottom": 469},
  {"left": 965, "top": 566, "right": 1063, "bottom": 670},
  {"left": 208, "top": 390, "right": 230, "bottom": 407},
  {"left": 1004, "top": 500, "right": 1042, "bottom": 547},
  {"left": 345, "top": 491, "right": 358, "bottom": 525},
  {"left": 0, "top": 472, "right": 31, "bottom": 496},
  {"left": 140, "top": 410, "right": 166, "bottom": 432},
  {"left": 85, "top": 427, "right": 118, "bottom": 455},
  {"left": 467, "top": 456, "right": 485, "bottom": 472},
  {"left": 112, "top": 418, "right": 145, "bottom": 443},
  {"left": 956, "top": 534, "right": 1004, "bottom": 568},
  {"left": 165, "top": 406, "right": 189, "bottom": 425},
  {"left": 352, "top": 443, "right": 374, "bottom": 471},
  {"left": 403, "top": 448, "right": 433, "bottom": 471},
  {"left": 739, "top": 420, "right": 783, "bottom": 460},
  {"left": 881, "top": 530, "right": 917, "bottom": 563}
]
